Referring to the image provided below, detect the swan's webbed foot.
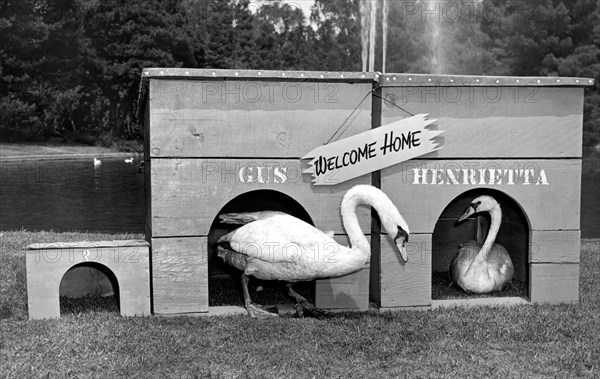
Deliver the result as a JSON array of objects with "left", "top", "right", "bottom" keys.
[
  {"left": 242, "top": 273, "right": 278, "bottom": 318},
  {"left": 246, "top": 303, "right": 279, "bottom": 318},
  {"left": 287, "top": 283, "right": 333, "bottom": 319}
]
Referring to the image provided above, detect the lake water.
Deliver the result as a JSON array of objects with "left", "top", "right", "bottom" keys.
[
  {"left": 0, "top": 158, "right": 145, "bottom": 234},
  {"left": 1, "top": 151, "right": 599, "bottom": 237}
]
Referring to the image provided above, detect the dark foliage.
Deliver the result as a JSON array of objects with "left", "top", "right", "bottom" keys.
[{"left": 1, "top": 0, "right": 598, "bottom": 145}]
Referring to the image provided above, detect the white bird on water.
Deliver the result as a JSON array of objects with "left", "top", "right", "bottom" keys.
[
  {"left": 217, "top": 184, "right": 410, "bottom": 318},
  {"left": 124, "top": 157, "right": 134, "bottom": 163},
  {"left": 450, "top": 195, "right": 514, "bottom": 294},
  {"left": 93, "top": 157, "right": 101, "bottom": 167}
]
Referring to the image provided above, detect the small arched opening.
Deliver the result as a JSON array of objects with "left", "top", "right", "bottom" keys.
[
  {"left": 207, "top": 190, "right": 314, "bottom": 308},
  {"left": 431, "top": 188, "right": 530, "bottom": 300},
  {"left": 59, "top": 262, "right": 120, "bottom": 315}
]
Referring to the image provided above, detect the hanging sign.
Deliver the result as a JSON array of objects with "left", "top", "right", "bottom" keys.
[{"left": 302, "top": 114, "right": 442, "bottom": 185}]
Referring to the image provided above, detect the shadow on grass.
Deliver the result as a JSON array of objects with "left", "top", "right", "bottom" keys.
[
  {"left": 60, "top": 295, "right": 119, "bottom": 315},
  {"left": 209, "top": 275, "right": 314, "bottom": 307}
]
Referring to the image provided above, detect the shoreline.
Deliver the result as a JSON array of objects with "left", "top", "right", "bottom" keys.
[
  {"left": 1, "top": 152, "right": 142, "bottom": 162},
  {"left": 0, "top": 142, "right": 142, "bottom": 162}
]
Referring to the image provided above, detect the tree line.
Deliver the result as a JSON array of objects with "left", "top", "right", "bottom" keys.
[{"left": 1, "top": 0, "right": 598, "bottom": 146}]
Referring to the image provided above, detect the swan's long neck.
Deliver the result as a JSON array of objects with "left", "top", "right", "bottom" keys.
[
  {"left": 341, "top": 192, "right": 370, "bottom": 256},
  {"left": 341, "top": 186, "right": 394, "bottom": 259},
  {"left": 479, "top": 205, "right": 501, "bottom": 260}
]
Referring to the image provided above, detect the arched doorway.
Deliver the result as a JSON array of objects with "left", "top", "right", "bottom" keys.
[
  {"left": 207, "top": 190, "right": 314, "bottom": 308},
  {"left": 431, "top": 188, "right": 530, "bottom": 300},
  {"left": 59, "top": 262, "right": 120, "bottom": 315}
]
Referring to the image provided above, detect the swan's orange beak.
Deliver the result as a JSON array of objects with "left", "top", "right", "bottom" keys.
[{"left": 458, "top": 204, "right": 476, "bottom": 222}]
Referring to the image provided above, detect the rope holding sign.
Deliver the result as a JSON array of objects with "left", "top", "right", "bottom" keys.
[
  {"left": 325, "top": 89, "right": 373, "bottom": 145},
  {"left": 372, "top": 92, "right": 415, "bottom": 117},
  {"left": 325, "top": 87, "right": 416, "bottom": 145}
]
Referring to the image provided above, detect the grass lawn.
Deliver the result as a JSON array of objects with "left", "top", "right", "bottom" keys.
[{"left": 1, "top": 231, "right": 599, "bottom": 378}]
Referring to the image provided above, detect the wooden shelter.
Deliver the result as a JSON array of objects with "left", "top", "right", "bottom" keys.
[
  {"left": 375, "top": 73, "right": 591, "bottom": 308},
  {"left": 139, "top": 69, "right": 592, "bottom": 314},
  {"left": 26, "top": 69, "right": 592, "bottom": 319}
]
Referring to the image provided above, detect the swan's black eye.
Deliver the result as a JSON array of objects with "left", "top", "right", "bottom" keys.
[
  {"left": 396, "top": 226, "right": 408, "bottom": 243},
  {"left": 468, "top": 201, "right": 481, "bottom": 212}
]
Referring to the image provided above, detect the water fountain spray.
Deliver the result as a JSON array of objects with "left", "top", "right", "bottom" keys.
[{"left": 360, "top": 0, "right": 389, "bottom": 73}]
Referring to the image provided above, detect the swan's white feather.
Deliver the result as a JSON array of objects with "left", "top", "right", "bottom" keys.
[
  {"left": 218, "top": 213, "right": 365, "bottom": 281},
  {"left": 452, "top": 242, "right": 514, "bottom": 293}
]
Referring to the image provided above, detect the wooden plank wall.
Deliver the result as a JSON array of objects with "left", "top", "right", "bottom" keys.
[
  {"left": 147, "top": 80, "right": 373, "bottom": 158},
  {"left": 381, "top": 159, "right": 581, "bottom": 233},
  {"left": 529, "top": 231, "right": 581, "bottom": 303},
  {"left": 379, "top": 158, "right": 581, "bottom": 305},
  {"left": 315, "top": 235, "right": 370, "bottom": 310},
  {"left": 380, "top": 86, "right": 584, "bottom": 158},
  {"left": 530, "top": 264, "right": 579, "bottom": 303},
  {"left": 147, "top": 79, "right": 375, "bottom": 313},
  {"left": 149, "top": 158, "right": 371, "bottom": 237},
  {"left": 376, "top": 233, "right": 432, "bottom": 308},
  {"left": 377, "top": 84, "right": 583, "bottom": 307},
  {"left": 151, "top": 237, "right": 208, "bottom": 314}
]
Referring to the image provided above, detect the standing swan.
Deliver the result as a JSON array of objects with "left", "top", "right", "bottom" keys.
[
  {"left": 450, "top": 195, "right": 514, "bottom": 294},
  {"left": 217, "top": 185, "right": 410, "bottom": 318}
]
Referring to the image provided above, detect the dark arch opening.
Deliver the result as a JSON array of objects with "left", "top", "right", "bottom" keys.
[
  {"left": 59, "top": 262, "right": 120, "bottom": 315},
  {"left": 431, "top": 188, "right": 530, "bottom": 300},
  {"left": 207, "top": 190, "right": 314, "bottom": 307}
]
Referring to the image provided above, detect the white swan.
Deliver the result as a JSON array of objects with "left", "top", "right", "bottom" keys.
[
  {"left": 450, "top": 195, "right": 514, "bottom": 294},
  {"left": 124, "top": 157, "right": 134, "bottom": 163},
  {"left": 217, "top": 184, "right": 410, "bottom": 318},
  {"left": 93, "top": 157, "right": 101, "bottom": 166}
]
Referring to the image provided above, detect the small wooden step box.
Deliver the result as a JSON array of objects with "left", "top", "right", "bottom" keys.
[{"left": 26, "top": 240, "right": 151, "bottom": 319}]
